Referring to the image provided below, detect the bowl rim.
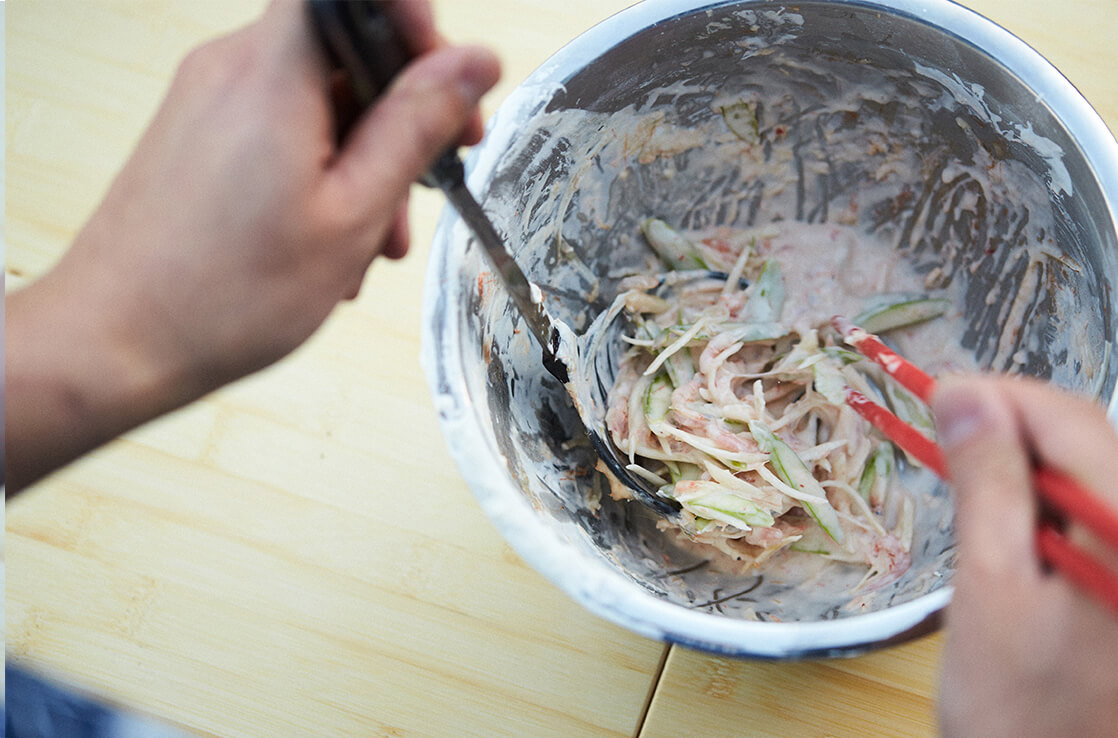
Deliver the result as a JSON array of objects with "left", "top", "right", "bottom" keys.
[{"left": 421, "top": 0, "right": 1118, "bottom": 657}]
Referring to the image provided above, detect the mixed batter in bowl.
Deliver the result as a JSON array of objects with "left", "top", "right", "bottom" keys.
[{"left": 424, "top": 0, "right": 1118, "bottom": 656}]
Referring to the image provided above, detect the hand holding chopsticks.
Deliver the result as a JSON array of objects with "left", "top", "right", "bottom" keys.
[{"left": 832, "top": 315, "right": 1118, "bottom": 616}]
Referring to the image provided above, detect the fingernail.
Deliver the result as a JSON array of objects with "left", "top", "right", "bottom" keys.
[{"left": 932, "top": 383, "right": 989, "bottom": 450}]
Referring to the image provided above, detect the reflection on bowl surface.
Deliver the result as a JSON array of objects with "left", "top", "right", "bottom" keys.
[{"left": 423, "top": 0, "right": 1118, "bottom": 657}]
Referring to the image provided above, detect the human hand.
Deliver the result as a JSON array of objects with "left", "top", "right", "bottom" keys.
[
  {"left": 71, "top": 0, "right": 498, "bottom": 389},
  {"left": 6, "top": 0, "right": 499, "bottom": 491},
  {"left": 932, "top": 376, "right": 1118, "bottom": 737}
]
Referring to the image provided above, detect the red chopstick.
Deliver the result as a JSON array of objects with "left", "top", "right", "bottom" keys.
[
  {"left": 833, "top": 315, "right": 1118, "bottom": 615},
  {"left": 1037, "top": 523, "right": 1118, "bottom": 613},
  {"left": 844, "top": 387, "right": 947, "bottom": 478},
  {"left": 832, "top": 315, "right": 936, "bottom": 402}
]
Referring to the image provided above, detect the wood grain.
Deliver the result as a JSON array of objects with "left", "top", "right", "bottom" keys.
[
  {"left": 643, "top": 637, "right": 943, "bottom": 738},
  {"left": 5, "top": 1, "right": 661, "bottom": 736}
]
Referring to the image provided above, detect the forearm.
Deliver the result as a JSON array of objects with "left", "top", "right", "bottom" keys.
[
  {"left": 5, "top": 261, "right": 196, "bottom": 495},
  {"left": 3, "top": 1, "right": 499, "bottom": 495}
]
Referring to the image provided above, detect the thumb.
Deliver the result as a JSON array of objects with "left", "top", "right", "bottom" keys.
[
  {"left": 931, "top": 377, "right": 1039, "bottom": 579},
  {"left": 327, "top": 44, "right": 500, "bottom": 210}
]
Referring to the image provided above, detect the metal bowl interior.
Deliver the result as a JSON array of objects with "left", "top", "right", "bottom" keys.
[{"left": 422, "top": 0, "right": 1118, "bottom": 657}]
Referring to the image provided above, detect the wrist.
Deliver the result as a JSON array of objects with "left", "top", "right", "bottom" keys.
[{"left": 6, "top": 254, "right": 197, "bottom": 492}]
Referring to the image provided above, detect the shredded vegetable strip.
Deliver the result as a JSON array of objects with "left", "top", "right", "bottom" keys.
[
  {"left": 603, "top": 221, "right": 946, "bottom": 584},
  {"left": 643, "top": 319, "right": 707, "bottom": 377}
]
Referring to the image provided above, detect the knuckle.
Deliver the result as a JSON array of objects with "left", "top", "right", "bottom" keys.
[
  {"left": 178, "top": 39, "right": 227, "bottom": 82},
  {"left": 176, "top": 32, "right": 259, "bottom": 93},
  {"left": 394, "top": 76, "right": 468, "bottom": 155}
]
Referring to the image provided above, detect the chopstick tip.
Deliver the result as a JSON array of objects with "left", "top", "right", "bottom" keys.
[{"left": 831, "top": 315, "right": 866, "bottom": 344}]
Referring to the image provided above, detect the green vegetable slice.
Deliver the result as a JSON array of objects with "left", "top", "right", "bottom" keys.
[
  {"left": 644, "top": 374, "right": 673, "bottom": 423},
  {"left": 742, "top": 259, "right": 785, "bottom": 323},
  {"left": 676, "top": 321, "right": 787, "bottom": 345},
  {"left": 667, "top": 462, "right": 702, "bottom": 484},
  {"left": 822, "top": 345, "right": 863, "bottom": 365},
  {"left": 749, "top": 421, "right": 845, "bottom": 543},
  {"left": 674, "top": 481, "right": 776, "bottom": 530},
  {"left": 720, "top": 100, "right": 761, "bottom": 144},
  {"left": 721, "top": 321, "right": 788, "bottom": 345},
  {"left": 640, "top": 218, "right": 707, "bottom": 270},
  {"left": 788, "top": 525, "right": 861, "bottom": 561},
  {"left": 858, "top": 443, "right": 895, "bottom": 504},
  {"left": 812, "top": 359, "right": 847, "bottom": 406},
  {"left": 854, "top": 293, "right": 951, "bottom": 333},
  {"left": 885, "top": 381, "right": 935, "bottom": 433},
  {"left": 664, "top": 344, "right": 695, "bottom": 387}
]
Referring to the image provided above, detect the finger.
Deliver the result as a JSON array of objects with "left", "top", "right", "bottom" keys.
[
  {"left": 325, "top": 44, "right": 500, "bottom": 213},
  {"left": 457, "top": 109, "right": 487, "bottom": 147},
  {"left": 327, "top": 69, "right": 361, "bottom": 141},
  {"left": 999, "top": 378, "right": 1118, "bottom": 574},
  {"left": 340, "top": 200, "right": 409, "bottom": 301},
  {"left": 382, "top": 0, "right": 438, "bottom": 56},
  {"left": 263, "top": 0, "right": 327, "bottom": 77},
  {"left": 932, "top": 376, "right": 1040, "bottom": 580},
  {"left": 383, "top": 5, "right": 487, "bottom": 146},
  {"left": 342, "top": 274, "right": 363, "bottom": 301},
  {"left": 997, "top": 378, "right": 1118, "bottom": 504},
  {"left": 382, "top": 201, "right": 411, "bottom": 260}
]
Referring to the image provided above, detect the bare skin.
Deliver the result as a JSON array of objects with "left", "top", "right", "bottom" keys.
[
  {"left": 5, "top": 0, "right": 500, "bottom": 493},
  {"left": 933, "top": 376, "right": 1118, "bottom": 738}
]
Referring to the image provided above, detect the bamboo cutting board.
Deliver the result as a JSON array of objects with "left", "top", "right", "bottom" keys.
[{"left": 6, "top": 1, "right": 1117, "bottom": 737}]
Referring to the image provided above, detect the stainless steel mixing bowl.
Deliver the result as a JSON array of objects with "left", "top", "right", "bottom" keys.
[{"left": 422, "top": 0, "right": 1118, "bottom": 657}]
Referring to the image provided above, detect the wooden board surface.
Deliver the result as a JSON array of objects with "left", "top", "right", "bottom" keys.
[
  {"left": 6, "top": 1, "right": 1117, "bottom": 736},
  {"left": 645, "top": 636, "right": 943, "bottom": 737}
]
